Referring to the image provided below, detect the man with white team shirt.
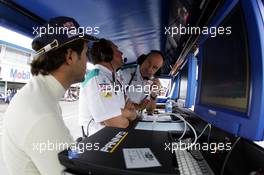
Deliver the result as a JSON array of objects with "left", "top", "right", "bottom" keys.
[
  {"left": 79, "top": 39, "right": 136, "bottom": 136},
  {"left": 118, "top": 50, "right": 164, "bottom": 112}
]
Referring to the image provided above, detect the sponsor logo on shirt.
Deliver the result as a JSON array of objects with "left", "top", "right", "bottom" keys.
[
  {"left": 99, "top": 83, "right": 113, "bottom": 98},
  {"left": 100, "top": 92, "right": 112, "bottom": 98}
]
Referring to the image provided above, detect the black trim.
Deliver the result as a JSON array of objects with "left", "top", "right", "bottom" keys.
[{"left": 0, "top": 0, "right": 46, "bottom": 25}]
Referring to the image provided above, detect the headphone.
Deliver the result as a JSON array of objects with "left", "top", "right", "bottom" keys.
[
  {"left": 136, "top": 54, "right": 147, "bottom": 65},
  {"left": 91, "top": 38, "right": 114, "bottom": 63}
]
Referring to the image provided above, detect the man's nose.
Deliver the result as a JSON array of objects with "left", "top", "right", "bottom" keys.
[{"left": 148, "top": 68, "right": 154, "bottom": 75}]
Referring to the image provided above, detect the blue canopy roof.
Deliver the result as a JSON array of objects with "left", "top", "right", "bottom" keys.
[{"left": 0, "top": 0, "right": 169, "bottom": 63}]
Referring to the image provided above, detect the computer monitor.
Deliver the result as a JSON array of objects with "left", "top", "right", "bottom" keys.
[
  {"left": 169, "top": 74, "right": 180, "bottom": 100},
  {"left": 178, "top": 53, "right": 197, "bottom": 108},
  {"left": 195, "top": 0, "right": 264, "bottom": 140},
  {"left": 178, "top": 62, "right": 188, "bottom": 101},
  {"left": 156, "top": 76, "right": 172, "bottom": 103}
]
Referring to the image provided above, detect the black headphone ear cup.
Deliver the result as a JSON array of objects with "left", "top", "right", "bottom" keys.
[
  {"left": 137, "top": 54, "right": 147, "bottom": 65},
  {"left": 101, "top": 46, "right": 113, "bottom": 62},
  {"left": 155, "top": 68, "right": 162, "bottom": 76}
]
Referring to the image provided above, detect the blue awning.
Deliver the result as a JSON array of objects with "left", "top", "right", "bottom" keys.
[{"left": 0, "top": 0, "right": 169, "bottom": 63}]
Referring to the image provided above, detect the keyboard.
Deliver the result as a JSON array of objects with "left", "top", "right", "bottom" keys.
[{"left": 173, "top": 139, "right": 215, "bottom": 175}]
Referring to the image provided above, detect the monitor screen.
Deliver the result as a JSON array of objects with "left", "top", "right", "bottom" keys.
[
  {"left": 157, "top": 78, "right": 171, "bottom": 98},
  {"left": 200, "top": 5, "right": 250, "bottom": 113},
  {"left": 179, "top": 63, "right": 188, "bottom": 100}
]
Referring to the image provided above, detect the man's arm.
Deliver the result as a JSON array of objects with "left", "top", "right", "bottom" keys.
[
  {"left": 121, "top": 108, "right": 137, "bottom": 121},
  {"left": 103, "top": 115, "right": 129, "bottom": 128},
  {"left": 103, "top": 109, "right": 136, "bottom": 128},
  {"left": 103, "top": 101, "right": 137, "bottom": 128}
]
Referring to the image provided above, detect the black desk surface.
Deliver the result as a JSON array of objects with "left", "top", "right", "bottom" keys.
[{"left": 59, "top": 122, "right": 179, "bottom": 175}]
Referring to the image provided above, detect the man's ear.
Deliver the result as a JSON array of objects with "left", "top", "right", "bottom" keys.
[{"left": 65, "top": 48, "right": 74, "bottom": 65}]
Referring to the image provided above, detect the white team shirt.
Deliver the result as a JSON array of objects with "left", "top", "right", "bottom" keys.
[
  {"left": 2, "top": 74, "right": 74, "bottom": 175},
  {"left": 118, "top": 65, "right": 153, "bottom": 104},
  {"left": 79, "top": 64, "right": 125, "bottom": 136}
]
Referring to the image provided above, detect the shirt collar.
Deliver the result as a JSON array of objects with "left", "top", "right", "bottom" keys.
[
  {"left": 40, "top": 74, "right": 66, "bottom": 101},
  {"left": 136, "top": 65, "right": 144, "bottom": 81},
  {"left": 95, "top": 64, "right": 112, "bottom": 76}
]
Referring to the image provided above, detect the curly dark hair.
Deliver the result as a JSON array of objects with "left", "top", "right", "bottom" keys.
[
  {"left": 90, "top": 39, "right": 113, "bottom": 64},
  {"left": 31, "top": 39, "right": 86, "bottom": 75}
]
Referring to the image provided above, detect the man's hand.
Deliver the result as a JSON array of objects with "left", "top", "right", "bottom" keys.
[
  {"left": 150, "top": 79, "right": 161, "bottom": 98},
  {"left": 122, "top": 100, "right": 137, "bottom": 121},
  {"left": 121, "top": 108, "right": 137, "bottom": 121},
  {"left": 146, "top": 100, "right": 156, "bottom": 114},
  {"left": 134, "top": 98, "right": 150, "bottom": 110},
  {"left": 125, "top": 99, "right": 136, "bottom": 111}
]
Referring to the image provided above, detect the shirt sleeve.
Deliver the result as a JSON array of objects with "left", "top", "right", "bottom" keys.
[
  {"left": 24, "top": 114, "right": 74, "bottom": 175},
  {"left": 86, "top": 76, "right": 123, "bottom": 123}
]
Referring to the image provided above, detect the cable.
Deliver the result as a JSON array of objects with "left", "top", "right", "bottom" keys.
[
  {"left": 153, "top": 113, "right": 186, "bottom": 140},
  {"left": 153, "top": 99, "right": 187, "bottom": 139},
  {"left": 82, "top": 119, "right": 94, "bottom": 138},
  {"left": 152, "top": 112, "right": 198, "bottom": 150},
  {"left": 197, "top": 124, "right": 211, "bottom": 140},
  {"left": 81, "top": 126, "right": 87, "bottom": 138},
  {"left": 220, "top": 137, "right": 241, "bottom": 175},
  {"left": 87, "top": 119, "right": 94, "bottom": 137},
  {"left": 152, "top": 113, "right": 186, "bottom": 140},
  {"left": 178, "top": 116, "right": 187, "bottom": 140},
  {"left": 169, "top": 99, "right": 179, "bottom": 107},
  {"left": 204, "top": 124, "right": 212, "bottom": 158}
]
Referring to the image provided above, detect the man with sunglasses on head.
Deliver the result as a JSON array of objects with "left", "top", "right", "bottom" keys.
[{"left": 2, "top": 16, "right": 96, "bottom": 175}]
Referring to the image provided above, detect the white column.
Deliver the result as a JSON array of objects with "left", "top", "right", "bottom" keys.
[
  {"left": 0, "top": 45, "right": 6, "bottom": 61},
  {"left": 4, "top": 81, "right": 7, "bottom": 102}
]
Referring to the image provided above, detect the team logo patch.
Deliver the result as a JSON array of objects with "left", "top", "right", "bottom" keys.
[
  {"left": 99, "top": 83, "right": 112, "bottom": 98},
  {"left": 100, "top": 92, "right": 112, "bottom": 98}
]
